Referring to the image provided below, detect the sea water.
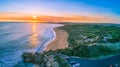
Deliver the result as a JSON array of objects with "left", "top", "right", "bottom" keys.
[{"left": 0, "top": 22, "right": 62, "bottom": 67}]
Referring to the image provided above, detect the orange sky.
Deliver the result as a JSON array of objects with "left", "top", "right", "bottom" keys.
[{"left": 0, "top": 12, "right": 117, "bottom": 23}]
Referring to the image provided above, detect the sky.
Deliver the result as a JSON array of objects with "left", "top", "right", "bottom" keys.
[{"left": 0, "top": 0, "right": 120, "bottom": 22}]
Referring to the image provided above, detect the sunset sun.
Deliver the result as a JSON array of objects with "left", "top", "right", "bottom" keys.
[{"left": 33, "top": 16, "right": 37, "bottom": 19}]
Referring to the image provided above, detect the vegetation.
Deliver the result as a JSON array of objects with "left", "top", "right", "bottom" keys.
[
  {"left": 22, "top": 51, "right": 69, "bottom": 67},
  {"left": 57, "top": 44, "right": 119, "bottom": 58},
  {"left": 54, "top": 55, "right": 70, "bottom": 67},
  {"left": 56, "top": 24, "right": 120, "bottom": 58},
  {"left": 59, "top": 25, "right": 120, "bottom": 45}
]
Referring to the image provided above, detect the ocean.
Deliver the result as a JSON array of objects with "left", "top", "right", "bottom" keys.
[{"left": 0, "top": 22, "right": 62, "bottom": 67}]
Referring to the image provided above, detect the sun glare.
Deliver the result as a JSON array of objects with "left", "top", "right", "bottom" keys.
[{"left": 33, "top": 16, "right": 37, "bottom": 19}]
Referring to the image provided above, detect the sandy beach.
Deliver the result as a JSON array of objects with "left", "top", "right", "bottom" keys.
[{"left": 45, "top": 27, "right": 68, "bottom": 51}]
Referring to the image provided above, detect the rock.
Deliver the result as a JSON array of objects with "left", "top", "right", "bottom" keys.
[{"left": 22, "top": 52, "right": 35, "bottom": 63}]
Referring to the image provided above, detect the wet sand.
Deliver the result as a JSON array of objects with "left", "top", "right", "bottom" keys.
[{"left": 45, "top": 27, "right": 68, "bottom": 51}]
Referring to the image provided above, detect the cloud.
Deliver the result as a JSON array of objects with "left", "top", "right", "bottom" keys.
[{"left": 0, "top": 12, "right": 117, "bottom": 23}]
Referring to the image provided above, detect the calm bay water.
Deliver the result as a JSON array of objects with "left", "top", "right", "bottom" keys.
[{"left": 0, "top": 22, "right": 62, "bottom": 67}]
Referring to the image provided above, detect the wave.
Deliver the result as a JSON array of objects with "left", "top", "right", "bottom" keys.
[{"left": 0, "top": 23, "right": 63, "bottom": 67}]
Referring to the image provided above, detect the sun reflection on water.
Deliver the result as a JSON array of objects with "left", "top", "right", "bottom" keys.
[{"left": 29, "top": 23, "right": 39, "bottom": 53}]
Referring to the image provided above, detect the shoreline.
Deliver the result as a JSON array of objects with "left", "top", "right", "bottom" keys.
[
  {"left": 41, "top": 28, "right": 57, "bottom": 52},
  {"left": 45, "top": 27, "right": 68, "bottom": 51},
  {"left": 34, "top": 27, "right": 69, "bottom": 67}
]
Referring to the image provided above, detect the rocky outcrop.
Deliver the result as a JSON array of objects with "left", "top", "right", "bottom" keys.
[{"left": 22, "top": 52, "right": 59, "bottom": 67}]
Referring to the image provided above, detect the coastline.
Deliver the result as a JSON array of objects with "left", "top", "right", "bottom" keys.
[
  {"left": 45, "top": 27, "right": 68, "bottom": 51},
  {"left": 34, "top": 27, "right": 69, "bottom": 67},
  {"left": 41, "top": 28, "right": 57, "bottom": 52}
]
